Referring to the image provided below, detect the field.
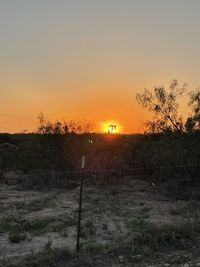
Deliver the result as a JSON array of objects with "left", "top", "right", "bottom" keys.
[
  {"left": 1, "top": 171, "right": 200, "bottom": 266},
  {"left": 1, "top": 1, "right": 200, "bottom": 265},
  {"left": 0, "top": 133, "right": 200, "bottom": 266}
]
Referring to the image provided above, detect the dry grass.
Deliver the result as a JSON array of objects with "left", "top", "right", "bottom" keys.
[{"left": 1, "top": 173, "right": 200, "bottom": 266}]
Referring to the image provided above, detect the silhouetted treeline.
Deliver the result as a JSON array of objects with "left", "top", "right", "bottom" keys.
[{"left": 0, "top": 132, "right": 200, "bottom": 198}]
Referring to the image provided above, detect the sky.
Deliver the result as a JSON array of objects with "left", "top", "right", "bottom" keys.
[{"left": 0, "top": 0, "right": 200, "bottom": 133}]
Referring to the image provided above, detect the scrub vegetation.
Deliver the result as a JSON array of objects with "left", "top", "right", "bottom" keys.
[{"left": 0, "top": 80, "right": 200, "bottom": 265}]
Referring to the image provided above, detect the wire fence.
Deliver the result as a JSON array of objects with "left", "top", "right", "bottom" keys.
[{"left": 61, "top": 163, "right": 200, "bottom": 174}]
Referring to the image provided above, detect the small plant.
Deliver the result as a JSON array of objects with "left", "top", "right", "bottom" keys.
[
  {"left": 102, "top": 223, "right": 108, "bottom": 231},
  {"left": 136, "top": 207, "right": 152, "bottom": 219},
  {"left": 140, "top": 206, "right": 152, "bottom": 213},
  {"left": 44, "top": 239, "right": 52, "bottom": 252},
  {"left": 59, "top": 230, "right": 68, "bottom": 238},
  {"left": 81, "top": 221, "right": 96, "bottom": 238},
  {"left": 9, "top": 231, "right": 26, "bottom": 243},
  {"left": 28, "top": 218, "right": 52, "bottom": 233},
  {"left": 170, "top": 208, "right": 183, "bottom": 216}
]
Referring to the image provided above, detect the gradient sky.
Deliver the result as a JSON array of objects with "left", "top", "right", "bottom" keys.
[{"left": 1, "top": 0, "right": 200, "bottom": 133}]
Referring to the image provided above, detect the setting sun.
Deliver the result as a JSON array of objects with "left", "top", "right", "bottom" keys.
[{"left": 101, "top": 121, "right": 121, "bottom": 134}]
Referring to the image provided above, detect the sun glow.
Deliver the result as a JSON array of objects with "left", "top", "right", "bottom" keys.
[{"left": 101, "top": 121, "right": 121, "bottom": 134}]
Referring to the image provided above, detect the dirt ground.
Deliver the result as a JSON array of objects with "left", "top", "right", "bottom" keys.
[{"left": 1, "top": 172, "right": 200, "bottom": 266}]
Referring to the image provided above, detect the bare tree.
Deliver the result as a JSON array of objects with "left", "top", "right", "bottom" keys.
[
  {"left": 136, "top": 80, "right": 186, "bottom": 133},
  {"left": 185, "top": 90, "right": 200, "bottom": 132}
]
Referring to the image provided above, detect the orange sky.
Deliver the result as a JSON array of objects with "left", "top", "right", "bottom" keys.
[
  {"left": 0, "top": 1, "right": 200, "bottom": 133},
  {"left": 0, "top": 80, "right": 152, "bottom": 133}
]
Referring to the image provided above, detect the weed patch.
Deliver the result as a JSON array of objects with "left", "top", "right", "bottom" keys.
[
  {"left": 81, "top": 221, "right": 96, "bottom": 238},
  {"left": 126, "top": 218, "right": 200, "bottom": 254},
  {"left": 0, "top": 216, "right": 55, "bottom": 235},
  {"left": 9, "top": 231, "right": 26, "bottom": 243},
  {"left": 15, "top": 197, "right": 54, "bottom": 214},
  {"left": 170, "top": 200, "right": 200, "bottom": 218}
]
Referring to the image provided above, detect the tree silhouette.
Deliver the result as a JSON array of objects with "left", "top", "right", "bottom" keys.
[
  {"left": 186, "top": 90, "right": 200, "bottom": 132},
  {"left": 37, "top": 113, "right": 94, "bottom": 134},
  {"left": 136, "top": 80, "right": 186, "bottom": 133}
]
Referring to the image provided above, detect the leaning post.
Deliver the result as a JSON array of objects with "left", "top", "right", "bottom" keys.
[{"left": 76, "top": 154, "right": 85, "bottom": 253}]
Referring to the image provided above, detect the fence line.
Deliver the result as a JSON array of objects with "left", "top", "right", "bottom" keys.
[{"left": 61, "top": 163, "right": 200, "bottom": 174}]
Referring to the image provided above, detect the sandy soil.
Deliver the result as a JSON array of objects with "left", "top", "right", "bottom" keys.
[{"left": 0, "top": 172, "right": 200, "bottom": 266}]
